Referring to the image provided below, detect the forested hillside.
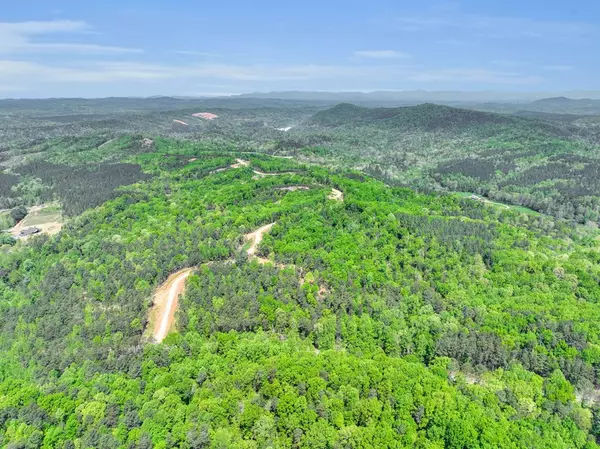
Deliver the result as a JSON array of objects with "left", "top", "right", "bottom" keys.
[
  {"left": 1, "top": 135, "right": 600, "bottom": 448},
  {"left": 4, "top": 98, "right": 600, "bottom": 228},
  {"left": 527, "top": 98, "right": 600, "bottom": 115},
  {"left": 289, "top": 103, "right": 600, "bottom": 224}
]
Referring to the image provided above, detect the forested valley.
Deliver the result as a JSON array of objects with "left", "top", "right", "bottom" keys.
[{"left": 2, "top": 98, "right": 600, "bottom": 448}]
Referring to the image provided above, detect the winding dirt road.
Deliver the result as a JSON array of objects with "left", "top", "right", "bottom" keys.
[
  {"left": 245, "top": 222, "right": 276, "bottom": 257},
  {"left": 150, "top": 222, "right": 277, "bottom": 342},
  {"left": 151, "top": 268, "right": 194, "bottom": 343},
  {"left": 252, "top": 169, "right": 296, "bottom": 177},
  {"left": 150, "top": 165, "right": 344, "bottom": 342},
  {"left": 231, "top": 158, "right": 250, "bottom": 169}
]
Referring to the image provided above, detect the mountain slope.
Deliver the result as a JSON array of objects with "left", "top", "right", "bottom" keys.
[
  {"left": 1, "top": 139, "right": 600, "bottom": 447},
  {"left": 290, "top": 103, "right": 600, "bottom": 224},
  {"left": 528, "top": 97, "right": 600, "bottom": 114},
  {"left": 306, "top": 102, "right": 573, "bottom": 136}
]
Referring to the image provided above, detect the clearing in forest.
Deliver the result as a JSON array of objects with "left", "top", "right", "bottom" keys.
[
  {"left": 276, "top": 185, "right": 310, "bottom": 191},
  {"left": 253, "top": 169, "right": 296, "bottom": 177},
  {"left": 457, "top": 192, "right": 540, "bottom": 215},
  {"left": 329, "top": 188, "right": 344, "bottom": 201},
  {"left": 245, "top": 222, "right": 276, "bottom": 258},
  {"left": 228, "top": 159, "right": 298, "bottom": 177},
  {"left": 231, "top": 158, "right": 250, "bottom": 169},
  {"left": 10, "top": 203, "right": 63, "bottom": 239},
  {"left": 192, "top": 112, "right": 219, "bottom": 120}
]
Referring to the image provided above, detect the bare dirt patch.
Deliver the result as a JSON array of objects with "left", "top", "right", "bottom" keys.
[
  {"left": 10, "top": 203, "right": 63, "bottom": 239},
  {"left": 329, "top": 188, "right": 344, "bottom": 201},
  {"left": 245, "top": 222, "right": 276, "bottom": 258},
  {"left": 253, "top": 169, "right": 296, "bottom": 177},
  {"left": 141, "top": 138, "right": 154, "bottom": 148},
  {"left": 276, "top": 185, "right": 310, "bottom": 192},
  {"left": 193, "top": 112, "right": 219, "bottom": 120},
  {"left": 231, "top": 158, "right": 250, "bottom": 169}
]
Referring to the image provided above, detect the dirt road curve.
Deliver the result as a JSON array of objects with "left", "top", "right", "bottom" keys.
[
  {"left": 231, "top": 158, "right": 250, "bottom": 169},
  {"left": 151, "top": 223, "right": 277, "bottom": 342},
  {"left": 246, "top": 222, "right": 276, "bottom": 257},
  {"left": 151, "top": 268, "right": 194, "bottom": 343}
]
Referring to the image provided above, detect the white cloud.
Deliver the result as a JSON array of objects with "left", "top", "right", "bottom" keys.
[
  {"left": 408, "top": 68, "right": 544, "bottom": 85},
  {"left": 492, "top": 60, "right": 574, "bottom": 73},
  {"left": 542, "top": 65, "right": 573, "bottom": 72},
  {"left": 0, "top": 20, "right": 143, "bottom": 55},
  {"left": 397, "top": 13, "right": 594, "bottom": 43},
  {"left": 18, "top": 43, "right": 142, "bottom": 54},
  {"left": 0, "top": 60, "right": 397, "bottom": 88},
  {"left": 0, "top": 57, "right": 548, "bottom": 94},
  {"left": 354, "top": 50, "right": 411, "bottom": 59},
  {"left": 435, "top": 38, "right": 471, "bottom": 46},
  {"left": 175, "top": 50, "right": 215, "bottom": 57},
  {"left": 1, "top": 20, "right": 88, "bottom": 34}
]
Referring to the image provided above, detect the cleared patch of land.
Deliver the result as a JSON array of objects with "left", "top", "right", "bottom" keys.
[
  {"left": 276, "top": 185, "right": 310, "bottom": 191},
  {"left": 192, "top": 112, "right": 219, "bottom": 120},
  {"left": 10, "top": 203, "right": 63, "bottom": 239},
  {"left": 329, "top": 188, "right": 344, "bottom": 201},
  {"left": 253, "top": 169, "right": 296, "bottom": 177},
  {"left": 231, "top": 158, "right": 250, "bottom": 169},
  {"left": 245, "top": 222, "right": 276, "bottom": 258},
  {"left": 457, "top": 192, "right": 540, "bottom": 215}
]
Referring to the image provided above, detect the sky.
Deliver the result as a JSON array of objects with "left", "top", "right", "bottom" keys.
[{"left": 1, "top": 0, "right": 599, "bottom": 98}]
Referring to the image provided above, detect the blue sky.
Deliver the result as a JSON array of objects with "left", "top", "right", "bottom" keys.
[{"left": 1, "top": 0, "right": 599, "bottom": 97}]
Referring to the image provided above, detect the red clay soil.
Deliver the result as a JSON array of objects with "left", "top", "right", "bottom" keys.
[{"left": 192, "top": 112, "right": 219, "bottom": 120}]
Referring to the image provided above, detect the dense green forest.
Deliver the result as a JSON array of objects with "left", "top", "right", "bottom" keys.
[
  {"left": 1, "top": 133, "right": 600, "bottom": 448},
  {"left": 4, "top": 98, "right": 600, "bottom": 228},
  {"left": 2, "top": 98, "right": 600, "bottom": 447}
]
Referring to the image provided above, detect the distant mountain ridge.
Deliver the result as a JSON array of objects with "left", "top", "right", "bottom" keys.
[
  {"left": 237, "top": 90, "right": 600, "bottom": 103},
  {"left": 530, "top": 97, "right": 600, "bottom": 106},
  {"left": 526, "top": 97, "right": 600, "bottom": 115},
  {"left": 305, "top": 102, "right": 572, "bottom": 137}
]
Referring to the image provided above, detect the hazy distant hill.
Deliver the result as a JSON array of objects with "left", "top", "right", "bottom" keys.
[
  {"left": 286, "top": 102, "right": 600, "bottom": 222},
  {"left": 237, "top": 90, "right": 600, "bottom": 104},
  {"left": 526, "top": 97, "right": 600, "bottom": 114},
  {"left": 511, "top": 110, "right": 585, "bottom": 124},
  {"left": 305, "top": 102, "right": 572, "bottom": 137},
  {"left": 530, "top": 97, "right": 598, "bottom": 107},
  {"left": 0, "top": 96, "right": 328, "bottom": 115}
]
